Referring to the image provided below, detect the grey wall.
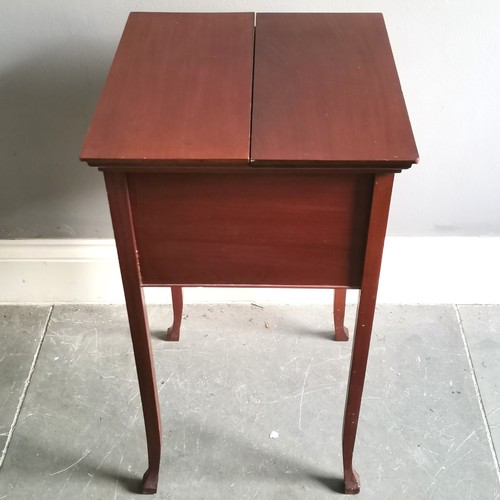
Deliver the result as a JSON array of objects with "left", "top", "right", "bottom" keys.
[{"left": 1, "top": 0, "right": 499, "bottom": 238}]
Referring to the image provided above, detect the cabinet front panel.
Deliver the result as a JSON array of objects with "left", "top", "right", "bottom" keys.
[{"left": 127, "top": 171, "right": 373, "bottom": 287}]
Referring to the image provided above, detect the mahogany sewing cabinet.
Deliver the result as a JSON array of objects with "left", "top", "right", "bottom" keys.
[{"left": 80, "top": 12, "right": 418, "bottom": 495}]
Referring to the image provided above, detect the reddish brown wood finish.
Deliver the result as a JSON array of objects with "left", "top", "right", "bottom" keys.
[
  {"left": 127, "top": 171, "right": 372, "bottom": 287},
  {"left": 80, "top": 12, "right": 419, "bottom": 497},
  {"left": 342, "top": 174, "right": 394, "bottom": 494},
  {"left": 80, "top": 13, "right": 254, "bottom": 166},
  {"left": 252, "top": 13, "right": 419, "bottom": 167},
  {"left": 103, "top": 172, "right": 161, "bottom": 494},
  {"left": 334, "top": 288, "right": 349, "bottom": 341},
  {"left": 166, "top": 286, "right": 183, "bottom": 341}
]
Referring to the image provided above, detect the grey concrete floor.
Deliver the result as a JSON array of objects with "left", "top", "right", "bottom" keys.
[{"left": 0, "top": 303, "right": 499, "bottom": 499}]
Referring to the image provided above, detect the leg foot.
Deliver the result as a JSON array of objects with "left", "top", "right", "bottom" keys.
[
  {"left": 334, "top": 288, "right": 349, "bottom": 341},
  {"left": 142, "top": 467, "right": 159, "bottom": 494},
  {"left": 335, "top": 325, "right": 349, "bottom": 342},
  {"left": 344, "top": 467, "right": 360, "bottom": 494},
  {"left": 166, "top": 286, "right": 183, "bottom": 341},
  {"left": 166, "top": 325, "right": 179, "bottom": 342}
]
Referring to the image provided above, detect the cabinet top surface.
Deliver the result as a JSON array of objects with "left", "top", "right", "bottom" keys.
[
  {"left": 251, "top": 13, "right": 418, "bottom": 167},
  {"left": 80, "top": 12, "right": 254, "bottom": 165},
  {"left": 80, "top": 12, "right": 418, "bottom": 168}
]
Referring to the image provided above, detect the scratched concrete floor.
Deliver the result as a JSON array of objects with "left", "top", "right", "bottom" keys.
[{"left": 0, "top": 304, "right": 499, "bottom": 499}]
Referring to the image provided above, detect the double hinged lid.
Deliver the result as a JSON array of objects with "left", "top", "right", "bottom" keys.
[{"left": 80, "top": 12, "right": 418, "bottom": 169}]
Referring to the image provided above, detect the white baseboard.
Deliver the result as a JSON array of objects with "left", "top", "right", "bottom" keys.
[{"left": 0, "top": 237, "right": 498, "bottom": 304}]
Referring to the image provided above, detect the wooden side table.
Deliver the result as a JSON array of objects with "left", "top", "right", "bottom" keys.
[{"left": 80, "top": 12, "right": 418, "bottom": 495}]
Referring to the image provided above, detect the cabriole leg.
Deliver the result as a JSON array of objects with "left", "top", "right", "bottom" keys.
[
  {"left": 342, "top": 174, "right": 394, "bottom": 495},
  {"left": 104, "top": 172, "right": 162, "bottom": 494},
  {"left": 166, "top": 286, "right": 183, "bottom": 341},
  {"left": 333, "top": 288, "right": 349, "bottom": 341}
]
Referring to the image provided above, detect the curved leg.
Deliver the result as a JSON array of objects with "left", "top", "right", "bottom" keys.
[
  {"left": 166, "top": 286, "right": 183, "bottom": 341},
  {"left": 105, "top": 173, "right": 162, "bottom": 494},
  {"left": 333, "top": 288, "right": 349, "bottom": 341},
  {"left": 343, "top": 287, "right": 373, "bottom": 494},
  {"left": 342, "top": 174, "right": 394, "bottom": 495}
]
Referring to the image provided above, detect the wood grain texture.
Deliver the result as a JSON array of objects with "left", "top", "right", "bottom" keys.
[
  {"left": 251, "top": 13, "right": 419, "bottom": 167},
  {"left": 80, "top": 13, "right": 254, "bottom": 166},
  {"left": 126, "top": 170, "right": 373, "bottom": 288}
]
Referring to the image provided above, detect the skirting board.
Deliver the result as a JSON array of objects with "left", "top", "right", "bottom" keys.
[{"left": 0, "top": 237, "right": 499, "bottom": 304}]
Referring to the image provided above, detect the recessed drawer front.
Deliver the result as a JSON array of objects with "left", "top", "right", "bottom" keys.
[{"left": 127, "top": 171, "right": 373, "bottom": 287}]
